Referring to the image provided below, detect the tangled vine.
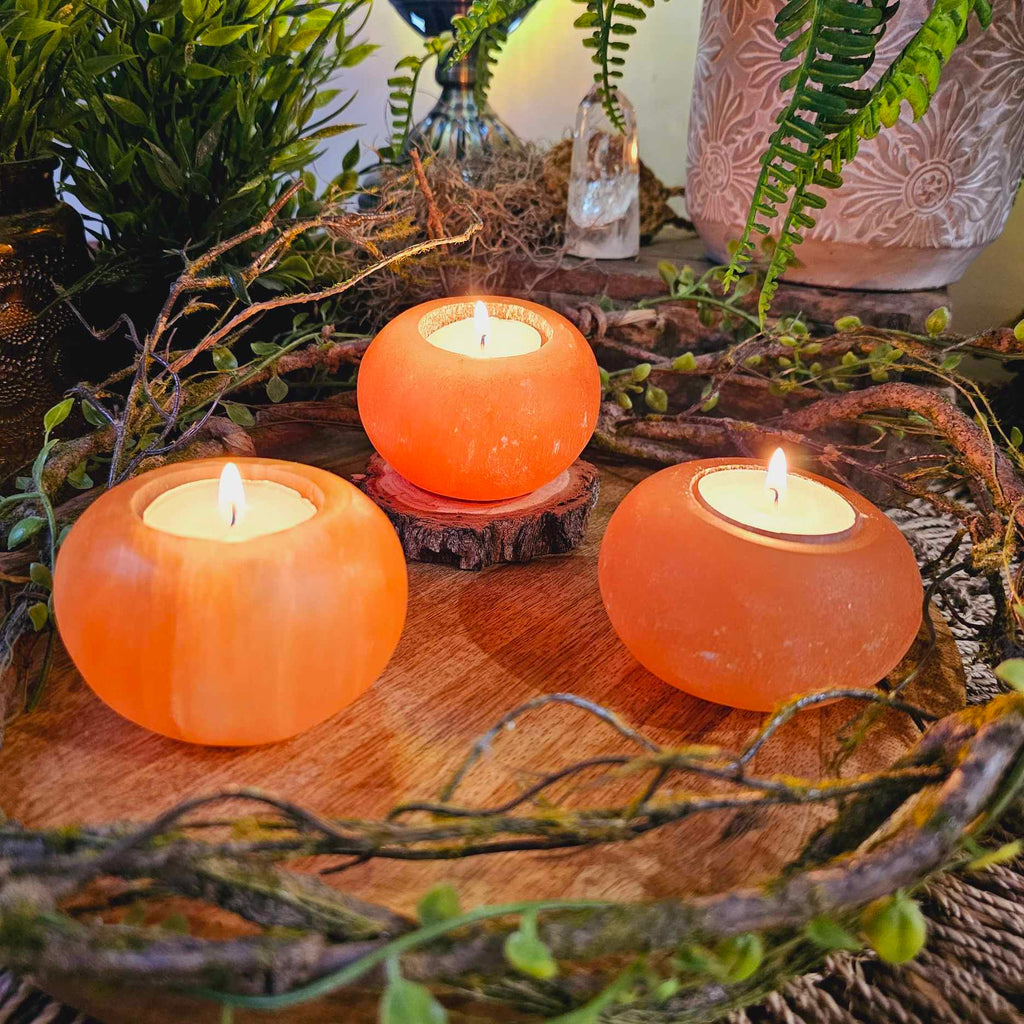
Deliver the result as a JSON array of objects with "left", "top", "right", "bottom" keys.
[{"left": 1, "top": 172, "right": 1024, "bottom": 1021}]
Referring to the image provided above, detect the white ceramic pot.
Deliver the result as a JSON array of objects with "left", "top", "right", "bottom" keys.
[{"left": 686, "top": 0, "right": 1024, "bottom": 290}]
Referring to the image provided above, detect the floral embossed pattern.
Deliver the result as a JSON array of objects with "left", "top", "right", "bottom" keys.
[{"left": 686, "top": 0, "right": 1024, "bottom": 285}]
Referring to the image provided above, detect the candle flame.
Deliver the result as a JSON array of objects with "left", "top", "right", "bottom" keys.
[
  {"left": 765, "top": 447, "right": 787, "bottom": 506},
  {"left": 218, "top": 462, "right": 246, "bottom": 528},
  {"left": 474, "top": 300, "right": 489, "bottom": 351}
]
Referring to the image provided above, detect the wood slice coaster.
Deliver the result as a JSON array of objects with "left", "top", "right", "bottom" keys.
[
  {"left": 0, "top": 444, "right": 966, "bottom": 1024},
  {"left": 352, "top": 454, "right": 600, "bottom": 570}
]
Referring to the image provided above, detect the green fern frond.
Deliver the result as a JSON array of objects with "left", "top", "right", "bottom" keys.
[
  {"left": 451, "top": 0, "right": 534, "bottom": 58},
  {"left": 574, "top": 0, "right": 655, "bottom": 130},
  {"left": 474, "top": 25, "right": 507, "bottom": 110},
  {"left": 386, "top": 35, "right": 452, "bottom": 156},
  {"left": 726, "top": 0, "right": 992, "bottom": 323}
]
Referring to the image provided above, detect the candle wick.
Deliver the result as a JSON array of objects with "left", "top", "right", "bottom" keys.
[
  {"left": 479, "top": 332, "right": 487, "bottom": 351},
  {"left": 229, "top": 504, "right": 237, "bottom": 527},
  {"left": 768, "top": 486, "right": 780, "bottom": 506}
]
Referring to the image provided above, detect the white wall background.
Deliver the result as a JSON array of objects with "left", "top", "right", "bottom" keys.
[
  {"left": 315, "top": 0, "right": 699, "bottom": 188},
  {"left": 315, "top": 0, "right": 1021, "bottom": 333}
]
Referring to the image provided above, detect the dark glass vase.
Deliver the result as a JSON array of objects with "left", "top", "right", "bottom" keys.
[
  {"left": 388, "top": 0, "right": 537, "bottom": 160},
  {"left": 0, "top": 158, "right": 91, "bottom": 477}
]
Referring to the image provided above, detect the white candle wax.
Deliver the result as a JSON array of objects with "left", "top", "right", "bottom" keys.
[
  {"left": 697, "top": 466, "right": 856, "bottom": 537},
  {"left": 143, "top": 478, "right": 316, "bottom": 542},
  {"left": 427, "top": 316, "right": 542, "bottom": 358}
]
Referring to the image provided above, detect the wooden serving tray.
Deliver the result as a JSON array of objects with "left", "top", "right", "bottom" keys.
[{"left": 0, "top": 430, "right": 965, "bottom": 1023}]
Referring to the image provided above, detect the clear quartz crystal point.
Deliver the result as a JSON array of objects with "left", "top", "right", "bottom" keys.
[{"left": 566, "top": 85, "right": 640, "bottom": 259}]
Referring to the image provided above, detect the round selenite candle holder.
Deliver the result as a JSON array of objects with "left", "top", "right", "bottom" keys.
[
  {"left": 53, "top": 457, "right": 407, "bottom": 746},
  {"left": 598, "top": 457, "right": 923, "bottom": 712},
  {"left": 356, "top": 296, "right": 602, "bottom": 500}
]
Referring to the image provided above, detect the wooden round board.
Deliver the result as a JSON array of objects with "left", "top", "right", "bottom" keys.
[
  {"left": 352, "top": 454, "right": 600, "bottom": 570},
  {"left": 0, "top": 431, "right": 966, "bottom": 1024}
]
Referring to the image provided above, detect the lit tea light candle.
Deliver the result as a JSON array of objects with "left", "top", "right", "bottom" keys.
[
  {"left": 358, "top": 296, "right": 601, "bottom": 500},
  {"left": 426, "top": 300, "right": 542, "bottom": 358},
  {"left": 54, "top": 458, "right": 407, "bottom": 745},
  {"left": 696, "top": 448, "right": 857, "bottom": 538},
  {"left": 599, "top": 451, "right": 922, "bottom": 711},
  {"left": 142, "top": 461, "right": 316, "bottom": 542}
]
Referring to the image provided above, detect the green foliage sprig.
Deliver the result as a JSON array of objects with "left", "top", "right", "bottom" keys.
[
  {"left": 570, "top": 0, "right": 652, "bottom": 129},
  {"left": 57, "top": 0, "right": 375, "bottom": 268},
  {"left": 449, "top": 0, "right": 654, "bottom": 130},
  {"left": 724, "top": 0, "right": 993, "bottom": 321},
  {"left": 0, "top": 0, "right": 100, "bottom": 161},
  {"left": 383, "top": 34, "right": 451, "bottom": 159}
]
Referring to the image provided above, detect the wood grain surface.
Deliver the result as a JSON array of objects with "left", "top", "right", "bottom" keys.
[{"left": 0, "top": 429, "right": 965, "bottom": 1023}]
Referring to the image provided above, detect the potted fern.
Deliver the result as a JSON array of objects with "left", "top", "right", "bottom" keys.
[
  {"left": 0, "top": 0, "right": 98, "bottom": 476},
  {"left": 452, "top": 0, "right": 1024, "bottom": 313},
  {"left": 690, "top": 0, "right": 1024, "bottom": 301}
]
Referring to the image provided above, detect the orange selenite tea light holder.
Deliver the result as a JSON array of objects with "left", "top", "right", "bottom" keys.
[
  {"left": 598, "top": 452, "right": 923, "bottom": 712},
  {"left": 53, "top": 457, "right": 407, "bottom": 746},
  {"left": 357, "top": 296, "right": 602, "bottom": 501}
]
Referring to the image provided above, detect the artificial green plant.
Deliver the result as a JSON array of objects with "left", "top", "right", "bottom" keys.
[
  {"left": 55, "top": 0, "right": 374, "bottom": 275},
  {"left": 0, "top": 0, "right": 101, "bottom": 162}
]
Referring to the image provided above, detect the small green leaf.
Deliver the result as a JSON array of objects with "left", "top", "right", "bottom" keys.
[
  {"left": 743, "top": 354, "right": 762, "bottom": 368},
  {"left": 8, "top": 516, "right": 45, "bottom": 550},
  {"left": 1010, "top": 426, "right": 1023, "bottom": 448},
  {"left": 861, "top": 893, "right": 926, "bottom": 964},
  {"left": 714, "top": 933, "right": 763, "bottom": 982},
  {"left": 925, "top": 305, "right": 950, "bottom": 336},
  {"left": 380, "top": 965, "right": 446, "bottom": 1024},
  {"left": 700, "top": 391, "right": 720, "bottom": 413},
  {"left": 778, "top": 335, "right": 797, "bottom": 348},
  {"left": 644, "top": 385, "right": 668, "bottom": 413},
  {"left": 416, "top": 884, "right": 461, "bottom": 926},
  {"left": 806, "top": 915, "right": 862, "bottom": 951},
  {"left": 940, "top": 353, "right": 963, "bottom": 371},
  {"left": 835, "top": 315, "right": 862, "bottom": 332},
  {"left": 251, "top": 341, "right": 283, "bottom": 357},
  {"left": 615, "top": 391, "right": 633, "bottom": 411},
  {"left": 266, "top": 376, "right": 288, "bottom": 403},
  {"left": 29, "top": 562, "right": 53, "bottom": 590},
  {"left": 227, "top": 268, "right": 251, "bottom": 304},
  {"left": 342, "top": 141, "right": 360, "bottom": 172},
  {"left": 104, "top": 94, "right": 148, "bottom": 127},
  {"left": 841, "top": 350, "right": 858, "bottom": 367},
  {"left": 631, "top": 362, "right": 651, "bottom": 382},
  {"left": 198, "top": 23, "right": 257, "bottom": 45},
  {"left": 81, "top": 399, "right": 107, "bottom": 427},
  {"left": 223, "top": 403, "right": 256, "bottom": 427},
  {"left": 672, "top": 352, "right": 696, "bottom": 372},
  {"left": 28, "top": 602, "right": 49, "bottom": 632},
  {"left": 504, "top": 915, "right": 558, "bottom": 980},
  {"left": 185, "top": 62, "right": 227, "bottom": 79},
  {"left": 1014, "top": 318, "right": 1024, "bottom": 344},
  {"left": 66, "top": 461, "right": 93, "bottom": 490},
  {"left": 657, "top": 260, "right": 678, "bottom": 288},
  {"left": 212, "top": 346, "right": 239, "bottom": 372},
  {"left": 995, "top": 658, "right": 1024, "bottom": 693},
  {"left": 43, "top": 398, "right": 74, "bottom": 433}
]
